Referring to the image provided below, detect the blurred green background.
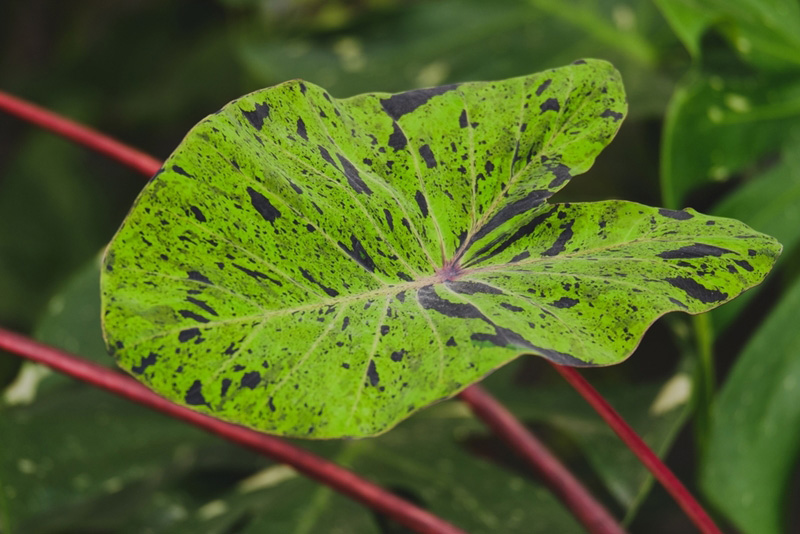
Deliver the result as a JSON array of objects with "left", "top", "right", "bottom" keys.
[{"left": 1, "top": 1, "right": 799, "bottom": 532}]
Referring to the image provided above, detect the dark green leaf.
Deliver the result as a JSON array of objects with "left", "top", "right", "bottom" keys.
[
  {"left": 660, "top": 71, "right": 800, "bottom": 208},
  {"left": 701, "top": 272, "right": 800, "bottom": 534},
  {"left": 710, "top": 128, "right": 800, "bottom": 330},
  {"left": 653, "top": 0, "right": 800, "bottom": 68},
  {"left": 235, "top": 0, "right": 675, "bottom": 116},
  {"left": 486, "top": 362, "right": 692, "bottom": 514}
]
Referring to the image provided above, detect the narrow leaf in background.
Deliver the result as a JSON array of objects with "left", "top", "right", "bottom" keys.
[{"left": 702, "top": 272, "right": 800, "bottom": 534}]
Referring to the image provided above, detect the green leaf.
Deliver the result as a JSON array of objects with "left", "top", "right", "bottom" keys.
[
  {"left": 485, "top": 361, "right": 692, "bottom": 514},
  {"left": 34, "top": 254, "right": 110, "bottom": 367},
  {"left": 0, "top": 133, "right": 112, "bottom": 326},
  {"left": 653, "top": 0, "right": 800, "bottom": 68},
  {"left": 660, "top": 71, "right": 800, "bottom": 209},
  {"left": 710, "top": 128, "right": 800, "bottom": 331},
  {"left": 701, "top": 273, "right": 800, "bottom": 534},
  {"left": 0, "top": 385, "right": 244, "bottom": 534},
  {"left": 235, "top": 0, "right": 676, "bottom": 117},
  {"left": 102, "top": 60, "right": 780, "bottom": 437},
  {"left": 1, "top": 390, "right": 586, "bottom": 533},
  {"left": 652, "top": 0, "right": 716, "bottom": 58}
]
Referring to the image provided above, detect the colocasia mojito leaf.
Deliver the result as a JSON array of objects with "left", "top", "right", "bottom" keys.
[{"left": 101, "top": 59, "right": 780, "bottom": 437}]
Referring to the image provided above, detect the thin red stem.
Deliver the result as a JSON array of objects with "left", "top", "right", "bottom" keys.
[
  {"left": 0, "top": 90, "right": 161, "bottom": 177},
  {"left": 459, "top": 385, "right": 626, "bottom": 534},
  {"left": 0, "top": 328, "right": 466, "bottom": 534},
  {"left": 550, "top": 364, "right": 722, "bottom": 534}
]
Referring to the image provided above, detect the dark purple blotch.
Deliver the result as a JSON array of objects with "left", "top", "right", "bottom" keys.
[
  {"left": 414, "top": 190, "right": 429, "bottom": 217},
  {"left": 185, "top": 380, "right": 208, "bottom": 405},
  {"left": 246, "top": 187, "right": 281, "bottom": 222},
  {"left": 240, "top": 371, "right": 261, "bottom": 389},
  {"left": 131, "top": 352, "right": 158, "bottom": 374},
  {"left": 418, "top": 144, "right": 437, "bottom": 168},
  {"left": 367, "top": 360, "right": 380, "bottom": 386},
  {"left": 540, "top": 98, "right": 560, "bottom": 113},
  {"left": 381, "top": 84, "right": 459, "bottom": 119},
  {"left": 242, "top": 102, "right": 270, "bottom": 130},
  {"left": 666, "top": 276, "right": 727, "bottom": 303}
]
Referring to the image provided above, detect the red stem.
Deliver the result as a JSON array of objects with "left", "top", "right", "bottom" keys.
[
  {"left": 551, "top": 364, "right": 722, "bottom": 534},
  {"left": 459, "top": 385, "right": 626, "bottom": 534},
  {"left": 0, "top": 90, "right": 162, "bottom": 177},
  {"left": 0, "top": 328, "right": 466, "bottom": 534}
]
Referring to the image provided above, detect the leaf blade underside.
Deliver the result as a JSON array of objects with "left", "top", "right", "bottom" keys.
[{"left": 101, "top": 60, "right": 780, "bottom": 438}]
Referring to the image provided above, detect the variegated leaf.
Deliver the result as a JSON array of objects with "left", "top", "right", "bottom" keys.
[{"left": 101, "top": 60, "right": 780, "bottom": 437}]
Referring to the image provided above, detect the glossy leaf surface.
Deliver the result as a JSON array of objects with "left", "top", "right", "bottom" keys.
[{"left": 102, "top": 60, "right": 780, "bottom": 437}]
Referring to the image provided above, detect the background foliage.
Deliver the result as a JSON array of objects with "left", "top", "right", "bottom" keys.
[{"left": 1, "top": 1, "right": 798, "bottom": 532}]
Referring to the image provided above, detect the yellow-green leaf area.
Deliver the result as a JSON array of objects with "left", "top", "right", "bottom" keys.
[{"left": 101, "top": 59, "right": 780, "bottom": 438}]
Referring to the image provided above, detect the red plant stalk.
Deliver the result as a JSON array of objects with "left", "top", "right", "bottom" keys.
[
  {"left": 0, "top": 90, "right": 162, "bottom": 177},
  {"left": 551, "top": 364, "right": 723, "bottom": 534},
  {"left": 0, "top": 328, "right": 466, "bottom": 534},
  {"left": 459, "top": 385, "right": 626, "bottom": 534},
  {"left": 1, "top": 90, "right": 720, "bottom": 532}
]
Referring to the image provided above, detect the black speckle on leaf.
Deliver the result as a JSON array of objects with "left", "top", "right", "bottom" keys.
[
  {"left": 446, "top": 281, "right": 503, "bottom": 295},
  {"left": 657, "top": 244, "right": 734, "bottom": 259},
  {"left": 669, "top": 297, "right": 688, "bottom": 309},
  {"left": 131, "top": 352, "right": 158, "bottom": 374},
  {"left": 383, "top": 209, "right": 394, "bottom": 231},
  {"left": 338, "top": 235, "right": 376, "bottom": 272},
  {"left": 296, "top": 117, "right": 308, "bottom": 140},
  {"left": 397, "top": 271, "right": 413, "bottom": 282},
  {"left": 242, "top": 102, "right": 270, "bottom": 130},
  {"left": 179, "top": 310, "right": 210, "bottom": 323},
  {"left": 540, "top": 98, "right": 560, "bottom": 113},
  {"left": 418, "top": 144, "right": 437, "bottom": 168},
  {"left": 666, "top": 276, "right": 728, "bottom": 303},
  {"left": 380, "top": 84, "right": 459, "bottom": 119},
  {"left": 415, "top": 190, "right": 429, "bottom": 217},
  {"left": 470, "top": 189, "right": 551, "bottom": 244},
  {"left": 178, "top": 328, "right": 201, "bottom": 343},
  {"left": 232, "top": 263, "right": 282, "bottom": 285},
  {"left": 240, "top": 371, "right": 261, "bottom": 389},
  {"left": 658, "top": 208, "right": 693, "bottom": 220},
  {"left": 336, "top": 154, "right": 373, "bottom": 194},
  {"left": 299, "top": 267, "right": 339, "bottom": 297},
  {"left": 546, "top": 163, "right": 572, "bottom": 188},
  {"left": 550, "top": 297, "right": 579, "bottom": 308},
  {"left": 459, "top": 109, "right": 468, "bottom": 128},
  {"left": 190, "top": 206, "right": 206, "bottom": 222},
  {"left": 318, "top": 145, "right": 337, "bottom": 167},
  {"left": 388, "top": 121, "right": 407, "bottom": 151},
  {"left": 367, "top": 360, "right": 380, "bottom": 386},
  {"left": 600, "top": 109, "right": 624, "bottom": 121},
  {"left": 246, "top": 186, "right": 281, "bottom": 222},
  {"left": 187, "top": 270, "right": 211, "bottom": 285},
  {"left": 542, "top": 221, "right": 574, "bottom": 256},
  {"left": 185, "top": 380, "right": 207, "bottom": 406},
  {"left": 536, "top": 79, "right": 552, "bottom": 96},
  {"left": 172, "top": 165, "right": 193, "bottom": 178}
]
